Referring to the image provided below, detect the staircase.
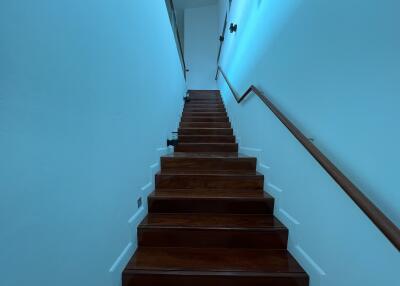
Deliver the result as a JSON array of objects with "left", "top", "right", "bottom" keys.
[{"left": 122, "top": 90, "right": 309, "bottom": 286}]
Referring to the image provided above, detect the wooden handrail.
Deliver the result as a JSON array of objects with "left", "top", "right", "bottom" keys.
[{"left": 217, "top": 66, "right": 400, "bottom": 251}]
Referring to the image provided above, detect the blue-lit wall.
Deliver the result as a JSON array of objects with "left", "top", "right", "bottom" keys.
[
  {"left": 218, "top": 0, "right": 400, "bottom": 285},
  {"left": 184, "top": 4, "right": 219, "bottom": 89},
  {"left": 0, "top": 1, "right": 185, "bottom": 285}
]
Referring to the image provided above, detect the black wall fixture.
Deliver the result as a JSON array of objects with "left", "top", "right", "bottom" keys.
[
  {"left": 229, "top": 23, "right": 237, "bottom": 33},
  {"left": 167, "top": 132, "right": 179, "bottom": 147}
]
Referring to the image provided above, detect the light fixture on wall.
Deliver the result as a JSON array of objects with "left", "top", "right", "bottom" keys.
[{"left": 229, "top": 23, "right": 237, "bottom": 33}]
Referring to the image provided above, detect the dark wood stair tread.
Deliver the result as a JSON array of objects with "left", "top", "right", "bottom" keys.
[
  {"left": 177, "top": 135, "right": 236, "bottom": 143},
  {"left": 125, "top": 247, "right": 306, "bottom": 274},
  {"left": 140, "top": 213, "right": 285, "bottom": 230},
  {"left": 181, "top": 117, "right": 229, "bottom": 122},
  {"left": 174, "top": 143, "right": 238, "bottom": 152},
  {"left": 151, "top": 189, "right": 270, "bottom": 198},
  {"left": 163, "top": 152, "right": 249, "bottom": 158},
  {"left": 157, "top": 170, "right": 261, "bottom": 175},
  {"left": 148, "top": 190, "right": 274, "bottom": 214}
]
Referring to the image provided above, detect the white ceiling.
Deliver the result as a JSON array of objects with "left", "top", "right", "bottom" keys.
[{"left": 173, "top": 0, "right": 218, "bottom": 10}]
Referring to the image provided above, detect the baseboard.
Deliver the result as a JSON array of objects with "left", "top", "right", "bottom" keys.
[
  {"left": 109, "top": 242, "right": 133, "bottom": 273},
  {"left": 239, "top": 146, "right": 262, "bottom": 152},
  {"left": 279, "top": 207, "right": 300, "bottom": 226},
  {"left": 128, "top": 206, "right": 145, "bottom": 225},
  {"left": 259, "top": 162, "right": 271, "bottom": 172},
  {"left": 141, "top": 182, "right": 152, "bottom": 193},
  {"left": 291, "top": 244, "right": 326, "bottom": 285},
  {"left": 267, "top": 182, "right": 284, "bottom": 194}
]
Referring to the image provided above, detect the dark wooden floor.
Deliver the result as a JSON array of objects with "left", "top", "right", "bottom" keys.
[{"left": 123, "top": 90, "right": 309, "bottom": 286}]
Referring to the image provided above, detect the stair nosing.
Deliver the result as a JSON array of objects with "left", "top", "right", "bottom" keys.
[{"left": 124, "top": 269, "right": 308, "bottom": 276}]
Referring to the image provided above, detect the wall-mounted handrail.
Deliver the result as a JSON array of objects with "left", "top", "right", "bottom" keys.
[
  {"left": 217, "top": 65, "right": 400, "bottom": 251},
  {"left": 169, "top": 0, "right": 187, "bottom": 80}
]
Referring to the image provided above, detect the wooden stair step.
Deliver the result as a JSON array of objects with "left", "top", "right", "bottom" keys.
[
  {"left": 138, "top": 213, "right": 288, "bottom": 248},
  {"left": 180, "top": 122, "right": 231, "bottom": 128},
  {"left": 161, "top": 152, "right": 255, "bottom": 171},
  {"left": 178, "top": 135, "right": 236, "bottom": 143},
  {"left": 182, "top": 112, "right": 227, "bottom": 117},
  {"left": 187, "top": 98, "right": 222, "bottom": 102},
  {"left": 188, "top": 96, "right": 221, "bottom": 100},
  {"left": 185, "top": 103, "right": 225, "bottom": 108},
  {"left": 184, "top": 108, "right": 226, "bottom": 112},
  {"left": 148, "top": 189, "right": 273, "bottom": 214},
  {"left": 174, "top": 143, "right": 238, "bottom": 152},
  {"left": 155, "top": 171, "right": 263, "bottom": 189},
  {"left": 181, "top": 117, "right": 229, "bottom": 123},
  {"left": 188, "top": 90, "right": 220, "bottom": 96},
  {"left": 178, "top": 128, "right": 233, "bottom": 135},
  {"left": 123, "top": 247, "right": 308, "bottom": 286},
  {"left": 188, "top": 99, "right": 224, "bottom": 106}
]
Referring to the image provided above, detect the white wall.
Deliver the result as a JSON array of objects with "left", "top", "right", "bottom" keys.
[
  {"left": 184, "top": 4, "right": 219, "bottom": 89},
  {"left": 0, "top": 1, "right": 185, "bottom": 285},
  {"left": 217, "top": 0, "right": 400, "bottom": 285}
]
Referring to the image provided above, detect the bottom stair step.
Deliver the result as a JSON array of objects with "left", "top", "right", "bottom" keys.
[{"left": 123, "top": 247, "right": 308, "bottom": 286}]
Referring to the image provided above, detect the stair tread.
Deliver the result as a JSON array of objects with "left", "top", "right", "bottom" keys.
[
  {"left": 177, "top": 143, "right": 236, "bottom": 145},
  {"left": 157, "top": 170, "right": 262, "bottom": 176},
  {"left": 163, "top": 152, "right": 250, "bottom": 158},
  {"left": 140, "top": 213, "right": 285, "bottom": 229},
  {"left": 125, "top": 247, "right": 306, "bottom": 274},
  {"left": 179, "top": 128, "right": 232, "bottom": 131},
  {"left": 151, "top": 189, "right": 270, "bottom": 199}
]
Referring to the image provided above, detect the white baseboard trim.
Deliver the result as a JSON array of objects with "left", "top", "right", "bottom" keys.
[
  {"left": 259, "top": 163, "right": 271, "bottom": 171},
  {"left": 267, "top": 182, "right": 284, "bottom": 194},
  {"left": 239, "top": 146, "right": 262, "bottom": 152},
  {"left": 109, "top": 242, "right": 133, "bottom": 273},
  {"left": 279, "top": 208, "right": 300, "bottom": 225},
  {"left": 295, "top": 245, "right": 326, "bottom": 276},
  {"left": 128, "top": 206, "right": 145, "bottom": 224},
  {"left": 141, "top": 182, "right": 152, "bottom": 192},
  {"left": 150, "top": 162, "right": 159, "bottom": 169}
]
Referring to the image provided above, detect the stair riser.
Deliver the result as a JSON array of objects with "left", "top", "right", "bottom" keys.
[
  {"left": 181, "top": 117, "right": 229, "bottom": 123},
  {"left": 178, "top": 129, "right": 233, "bottom": 135},
  {"left": 174, "top": 144, "right": 238, "bottom": 152},
  {"left": 148, "top": 198, "right": 274, "bottom": 214},
  {"left": 188, "top": 95, "right": 221, "bottom": 98},
  {"left": 123, "top": 273, "right": 308, "bottom": 286},
  {"left": 188, "top": 90, "right": 220, "bottom": 96},
  {"left": 185, "top": 104, "right": 225, "bottom": 108},
  {"left": 178, "top": 135, "right": 236, "bottom": 143},
  {"left": 185, "top": 99, "right": 225, "bottom": 107},
  {"left": 188, "top": 97, "right": 221, "bottom": 100},
  {"left": 180, "top": 122, "right": 231, "bottom": 128},
  {"left": 184, "top": 108, "right": 226, "bottom": 112},
  {"left": 182, "top": 112, "right": 227, "bottom": 117},
  {"left": 156, "top": 174, "right": 263, "bottom": 189},
  {"left": 189, "top": 97, "right": 223, "bottom": 101},
  {"left": 138, "top": 228, "right": 288, "bottom": 249},
  {"left": 161, "top": 157, "right": 256, "bottom": 171}
]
